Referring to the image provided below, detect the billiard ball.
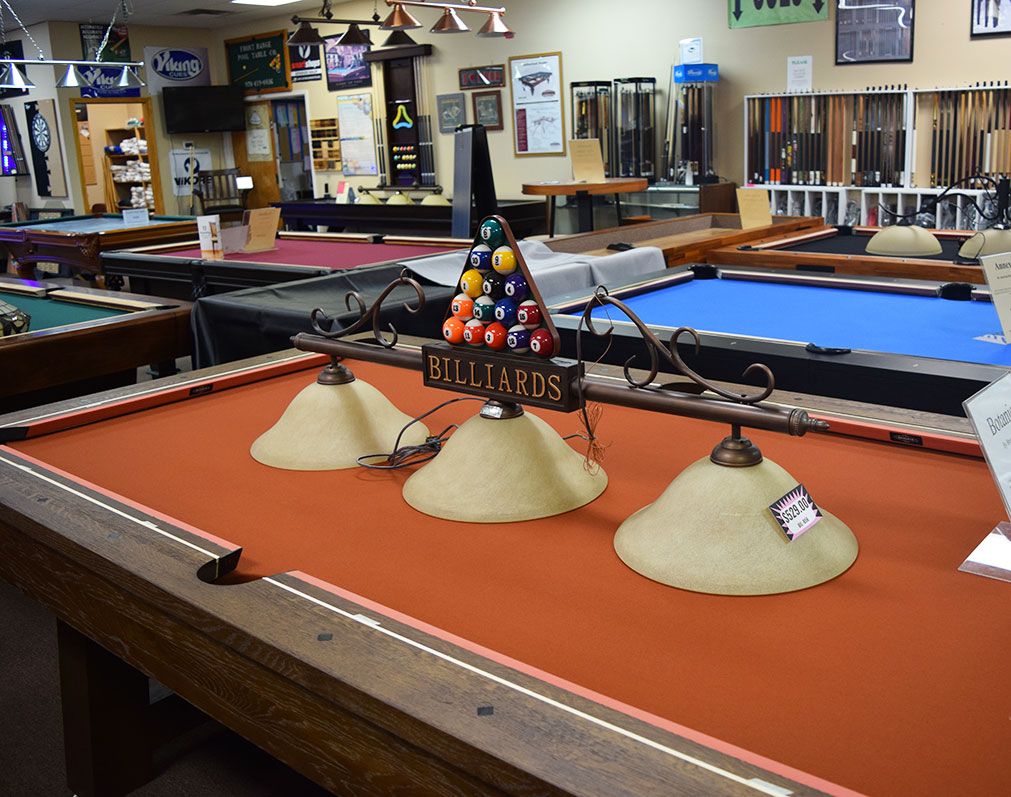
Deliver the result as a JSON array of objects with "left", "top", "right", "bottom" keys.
[
  {"left": 463, "top": 319, "right": 486, "bottom": 346},
  {"left": 506, "top": 324, "right": 530, "bottom": 353},
  {"left": 529, "top": 328, "right": 554, "bottom": 358},
  {"left": 516, "top": 300, "right": 542, "bottom": 329},
  {"left": 460, "top": 268, "right": 484, "bottom": 298},
  {"left": 472, "top": 295, "right": 496, "bottom": 322},
  {"left": 451, "top": 293, "right": 474, "bottom": 320},
  {"left": 482, "top": 271, "right": 506, "bottom": 300},
  {"left": 479, "top": 218, "right": 505, "bottom": 248},
  {"left": 493, "top": 297, "right": 518, "bottom": 327},
  {"left": 484, "top": 321, "right": 508, "bottom": 350},
  {"left": 491, "top": 246, "right": 516, "bottom": 275},
  {"left": 442, "top": 317, "right": 465, "bottom": 344},
  {"left": 504, "top": 273, "right": 528, "bottom": 301},
  {"left": 469, "top": 244, "right": 493, "bottom": 271}
]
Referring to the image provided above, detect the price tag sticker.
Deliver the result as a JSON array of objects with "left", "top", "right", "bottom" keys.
[{"left": 769, "top": 484, "right": 822, "bottom": 541}]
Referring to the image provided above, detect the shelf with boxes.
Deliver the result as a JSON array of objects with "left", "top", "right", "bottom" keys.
[
  {"left": 103, "top": 125, "right": 159, "bottom": 212},
  {"left": 747, "top": 85, "right": 1008, "bottom": 230},
  {"left": 309, "top": 118, "right": 341, "bottom": 172}
]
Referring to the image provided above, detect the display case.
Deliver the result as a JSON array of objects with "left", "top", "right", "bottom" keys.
[
  {"left": 613, "top": 77, "right": 655, "bottom": 181},
  {"left": 664, "top": 64, "right": 719, "bottom": 184},
  {"left": 570, "top": 81, "right": 612, "bottom": 176}
]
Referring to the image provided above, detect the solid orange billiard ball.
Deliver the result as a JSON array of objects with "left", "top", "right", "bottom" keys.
[{"left": 484, "top": 321, "right": 508, "bottom": 350}]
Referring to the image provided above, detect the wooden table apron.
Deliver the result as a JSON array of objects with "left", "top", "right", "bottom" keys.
[{"left": 0, "top": 355, "right": 1008, "bottom": 796}]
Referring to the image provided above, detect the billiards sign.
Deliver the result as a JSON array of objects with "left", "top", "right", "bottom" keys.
[
  {"left": 422, "top": 343, "right": 583, "bottom": 412},
  {"left": 458, "top": 64, "right": 505, "bottom": 90}
]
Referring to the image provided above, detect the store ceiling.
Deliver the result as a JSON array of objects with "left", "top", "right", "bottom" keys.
[{"left": 3, "top": 0, "right": 349, "bottom": 30}]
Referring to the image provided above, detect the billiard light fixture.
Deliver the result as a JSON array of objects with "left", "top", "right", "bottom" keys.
[{"left": 381, "top": 1, "right": 514, "bottom": 37}]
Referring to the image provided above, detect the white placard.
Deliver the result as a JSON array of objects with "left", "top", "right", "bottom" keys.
[
  {"left": 963, "top": 371, "right": 1011, "bottom": 521},
  {"left": 510, "top": 52, "right": 565, "bottom": 156},
  {"left": 978, "top": 252, "right": 1011, "bottom": 342},
  {"left": 121, "top": 207, "right": 149, "bottom": 225},
  {"left": 197, "top": 214, "right": 222, "bottom": 261},
  {"left": 787, "top": 55, "right": 812, "bottom": 93},
  {"left": 679, "top": 37, "right": 703, "bottom": 65}
]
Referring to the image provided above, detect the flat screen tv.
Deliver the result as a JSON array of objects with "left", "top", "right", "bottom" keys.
[{"left": 163, "top": 85, "right": 247, "bottom": 134}]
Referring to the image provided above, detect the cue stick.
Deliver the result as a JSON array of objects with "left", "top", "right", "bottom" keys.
[
  {"left": 764, "top": 96, "right": 771, "bottom": 183},
  {"left": 930, "top": 92, "right": 938, "bottom": 188},
  {"left": 852, "top": 94, "right": 859, "bottom": 187}
]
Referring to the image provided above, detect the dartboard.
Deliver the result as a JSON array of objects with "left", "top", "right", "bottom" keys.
[{"left": 31, "top": 113, "right": 50, "bottom": 152}]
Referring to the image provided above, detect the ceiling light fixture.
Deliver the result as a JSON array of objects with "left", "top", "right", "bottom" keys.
[
  {"left": 381, "top": 1, "right": 513, "bottom": 38},
  {"left": 288, "top": 0, "right": 384, "bottom": 46}
]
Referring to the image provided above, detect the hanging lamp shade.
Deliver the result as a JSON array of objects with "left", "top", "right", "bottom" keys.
[
  {"left": 958, "top": 228, "right": 1011, "bottom": 259},
  {"left": 56, "top": 64, "right": 89, "bottom": 89},
  {"left": 864, "top": 224, "right": 941, "bottom": 256},
  {"left": 288, "top": 21, "right": 326, "bottom": 46},
  {"left": 0, "top": 63, "right": 35, "bottom": 90},
  {"left": 336, "top": 23, "right": 372, "bottom": 46},
  {"left": 477, "top": 12, "right": 512, "bottom": 37},
  {"left": 430, "top": 8, "right": 469, "bottom": 33},
  {"left": 116, "top": 66, "right": 145, "bottom": 88},
  {"left": 381, "top": 3, "right": 423, "bottom": 30}
]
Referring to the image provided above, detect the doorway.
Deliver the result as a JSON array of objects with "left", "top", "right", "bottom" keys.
[
  {"left": 70, "top": 96, "right": 164, "bottom": 214},
  {"left": 272, "top": 98, "right": 312, "bottom": 201}
]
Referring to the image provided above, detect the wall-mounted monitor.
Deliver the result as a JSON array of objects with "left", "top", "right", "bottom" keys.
[{"left": 162, "top": 85, "right": 247, "bottom": 134}]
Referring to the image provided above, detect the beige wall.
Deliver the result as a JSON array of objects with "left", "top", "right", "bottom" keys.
[{"left": 2, "top": 1, "right": 1005, "bottom": 212}]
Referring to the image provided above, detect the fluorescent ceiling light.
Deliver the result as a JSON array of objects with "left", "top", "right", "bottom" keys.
[{"left": 231, "top": 0, "right": 302, "bottom": 6}]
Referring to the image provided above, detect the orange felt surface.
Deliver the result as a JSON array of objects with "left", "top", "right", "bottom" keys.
[{"left": 12, "top": 360, "right": 1011, "bottom": 797}]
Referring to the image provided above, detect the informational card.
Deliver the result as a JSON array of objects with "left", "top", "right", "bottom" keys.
[
  {"left": 787, "top": 55, "right": 812, "bottom": 93},
  {"left": 978, "top": 252, "right": 1011, "bottom": 342},
  {"left": 768, "top": 484, "right": 822, "bottom": 541},
  {"left": 736, "top": 187, "right": 772, "bottom": 229},
  {"left": 121, "top": 207, "right": 149, "bottom": 225},
  {"left": 197, "top": 214, "right": 222, "bottom": 261},
  {"left": 220, "top": 207, "right": 280, "bottom": 255},
  {"left": 569, "top": 139, "right": 606, "bottom": 184}
]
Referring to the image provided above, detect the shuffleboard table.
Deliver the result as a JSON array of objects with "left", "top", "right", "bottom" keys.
[
  {"left": 549, "top": 264, "right": 1011, "bottom": 416},
  {"left": 543, "top": 212, "right": 820, "bottom": 266},
  {"left": 707, "top": 224, "right": 988, "bottom": 283},
  {"left": 0, "top": 351, "right": 1006, "bottom": 797},
  {"left": 101, "top": 231, "right": 467, "bottom": 299},
  {"left": 0, "top": 213, "right": 198, "bottom": 281},
  {"left": 0, "top": 277, "right": 191, "bottom": 412}
]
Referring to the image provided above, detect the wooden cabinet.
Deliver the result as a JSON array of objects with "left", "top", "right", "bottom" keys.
[
  {"left": 309, "top": 118, "right": 341, "bottom": 171},
  {"left": 103, "top": 126, "right": 162, "bottom": 213}
]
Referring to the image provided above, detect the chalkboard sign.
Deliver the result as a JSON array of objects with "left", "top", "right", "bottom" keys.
[{"left": 225, "top": 30, "right": 291, "bottom": 94}]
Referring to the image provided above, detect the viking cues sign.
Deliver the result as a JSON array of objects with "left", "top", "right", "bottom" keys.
[{"left": 143, "top": 47, "right": 210, "bottom": 93}]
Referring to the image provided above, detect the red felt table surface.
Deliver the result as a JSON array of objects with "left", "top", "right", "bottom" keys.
[
  {"left": 12, "top": 361, "right": 1010, "bottom": 796},
  {"left": 164, "top": 239, "right": 458, "bottom": 269}
]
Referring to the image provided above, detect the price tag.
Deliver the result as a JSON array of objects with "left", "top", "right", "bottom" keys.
[
  {"left": 121, "top": 207, "right": 150, "bottom": 225},
  {"left": 769, "top": 484, "right": 822, "bottom": 541}
]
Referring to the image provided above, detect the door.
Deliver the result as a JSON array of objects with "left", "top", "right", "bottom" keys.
[
  {"left": 272, "top": 99, "right": 312, "bottom": 201},
  {"left": 232, "top": 101, "right": 281, "bottom": 210}
]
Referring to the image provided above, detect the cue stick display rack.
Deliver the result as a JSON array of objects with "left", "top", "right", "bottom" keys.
[
  {"left": 570, "top": 81, "right": 613, "bottom": 177},
  {"left": 662, "top": 64, "right": 719, "bottom": 185},
  {"left": 614, "top": 77, "right": 656, "bottom": 181}
]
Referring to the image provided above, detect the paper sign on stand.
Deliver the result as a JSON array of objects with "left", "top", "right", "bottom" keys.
[
  {"left": 960, "top": 371, "right": 1011, "bottom": 583},
  {"left": 197, "top": 215, "right": 223, "bottom": 261},
  {"left": 569, "top": 139, "right": 607, "bottom": 184},
  {"left": 121, "top": 207, "right": 150, "bottom": 225},
  {"left": 220, "top": 207, "right": 281, "bottom": 255},
  {"left": 978, "top": 252, "right": 1011, "bottom": 342},
  {"left": 736, "top": 188, "right": 772, "bottom": 229}
]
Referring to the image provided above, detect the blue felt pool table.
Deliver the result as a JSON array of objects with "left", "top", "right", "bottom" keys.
[
  {"left": 549, "top": 264, "right": 1010, "bottom": 416},
  {"left": 0, "top": 213, "right": 198, "bottom": 281}
]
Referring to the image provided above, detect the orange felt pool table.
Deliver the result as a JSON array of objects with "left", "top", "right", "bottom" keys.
[{"left": 0, "top": 351, "right": 1007, "bottom": 797}]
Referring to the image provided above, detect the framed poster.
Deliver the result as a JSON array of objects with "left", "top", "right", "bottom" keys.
[
  {"left": 971, "top": 0, "right": 1011, "bottom": 36},
  {"left": 337, "top": 93, "right": 379, "bottom": 176},
  {"left": 80, "top": 22, "right": 130, "bottom": 62},
  {"left": 324, "top": 37, "right": 372, "bottom": 91},
  {"left": 472, "top": 90, "right": 503, "bottom": 131},
  {"left": 458, "top": 64, "right": 505, "bottom": 89},
  {"left": 225, "top": 30, "right": 291, "bottom": 94},
  {"left": 509, "top": 52, "right": 565, "bottom": 156},
  {"left": 436, "top": 93, "right": 466, "bottom": 133},
  {"left": 836, "top": 0, "right": 914, "bottom": 64}
]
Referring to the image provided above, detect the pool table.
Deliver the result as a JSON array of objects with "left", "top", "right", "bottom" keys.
[
  {"left": 543, "top": 213, "right": 821, "bottom": 266},
  {"left": 0, "top": 277, "right": 191, "bottom": 412},
  {"left": 102, "top": 231, "right": 467, "bottom": 300},
  {"left": 707, "top": 224, "right": 988, "bottom": 283},
  {"left": 549, "top": 264, "right": 1010, "bottom": 416},
  {"left": 0, "top": 350, "right": 1005, "bottom": 796},
  {"left": 0, "top": 213, "right": 198, "bottom": 281}
]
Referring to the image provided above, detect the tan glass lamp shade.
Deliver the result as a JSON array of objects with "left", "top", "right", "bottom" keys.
[
  {"left": 251, "top": 378, "right": 429, "bottom": 471},
  {"left": 356, "top": 191, "right": 381, "bottom": 205},
  {"left": 958, "top": 229, "right": 1011, "bottom": 259},
  {"left": 865, "top": 225, "right": 942, "bottom": 256},
  {"left": 385, "top": 191, "right": 411, "bottom": 205},
  {"left": 614, "top": 455, "right": 858, "bottom": 595},
  {"left": 403, "top": 410, "right": 607, "bottom": 522},
  {"left": 420, "top": 192, "right": 450, "bottom": 206}
]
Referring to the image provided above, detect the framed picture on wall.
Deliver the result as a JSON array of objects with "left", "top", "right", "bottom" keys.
[
  {"left": 324, "top": 36, "right": 372, "bottom": 91},
  {"left": 472, "top": 90, "right": 503, "bottom": 131},
  {"left": 436, "top": 93, "right": 466, "bottom": 133},
  {"left": 971, "top": 0, "right": 1011, "bottom": 36},
  {"left": 835, "top": 0, "right": 914, "bottom": 64},
  {"left": 509, "top": 52, "right": 565, "bottom": 156}
]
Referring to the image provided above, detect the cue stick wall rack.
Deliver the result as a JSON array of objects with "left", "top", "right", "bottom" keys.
[
  {"left": 745, "top": 85, "right": 1008, "bottom": 230},
  {"left": 570, "top": 81, "right": 613, "bottom": 177}
]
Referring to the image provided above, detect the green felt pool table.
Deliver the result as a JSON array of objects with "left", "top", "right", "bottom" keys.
[
  {"left": 0, "top": 277, "right": 192, "bottom": 412},
  {"left": 0, "top": 213, "right": 198, "bottom": 281}
]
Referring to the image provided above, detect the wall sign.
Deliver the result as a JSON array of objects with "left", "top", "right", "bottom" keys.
[
  {"left": 226, "top": 30, "right": 291, "bottom": 94},
  {"left": 143, "top": 46, "right": 209, "bottom": 93},
  {"left": 80, "top": 66, "right": 141, "bottom": 98},
  {"left": 458, "top": 64, "right": 505, "bottom": 90},
  {"left": 324, "top": 37, "right": 371, "bottom": 91},
  {"left": 509, "top": 52, "right": 565, "bottom": 156},
  {"left": 729, "top": 0, "right": 828, "bottom": 28},
  {"left": 169, "top": 148, "right": 213, "bottom": 196},
  {"left": 80, "top": 22, "right": 130, "bottom": 61},
  {"left": 289, "top": 43, "right": 322, "bottom": 83}
]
